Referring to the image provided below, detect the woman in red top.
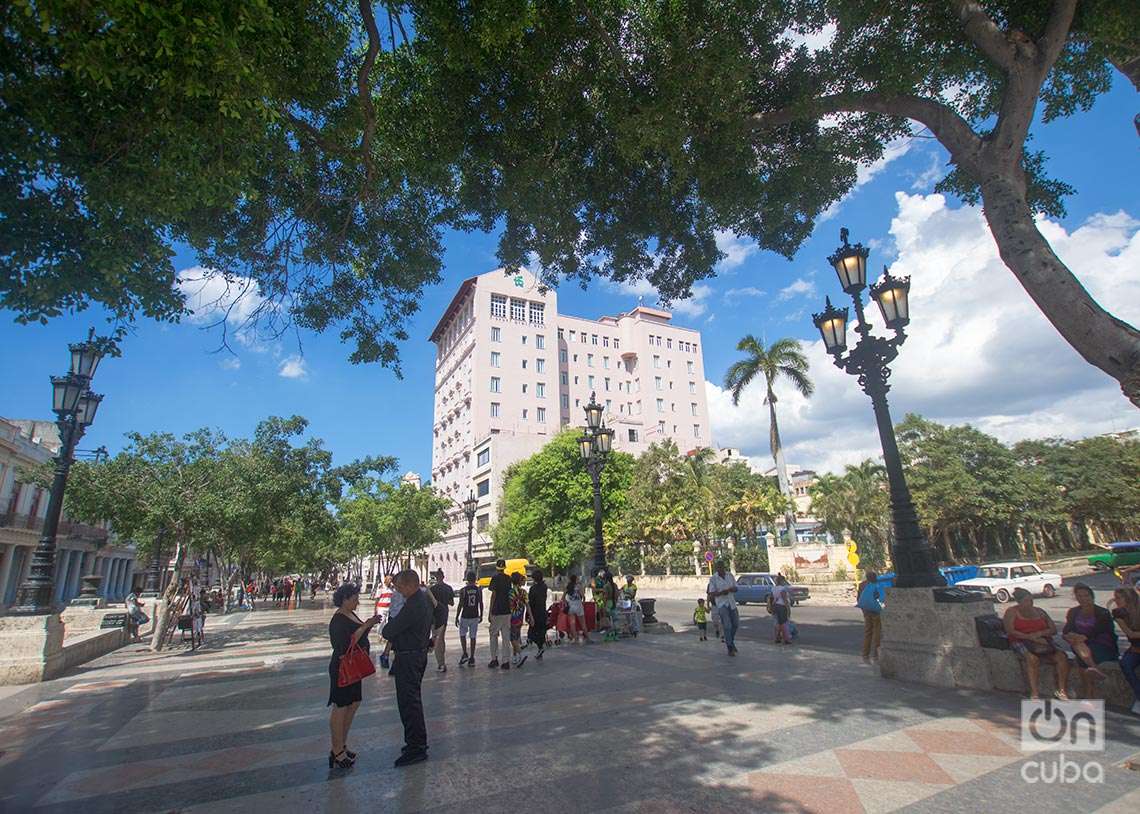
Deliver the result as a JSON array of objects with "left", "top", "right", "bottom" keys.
[{"left": 1003, "top": 588, "right": 1070, "bottom": 699}]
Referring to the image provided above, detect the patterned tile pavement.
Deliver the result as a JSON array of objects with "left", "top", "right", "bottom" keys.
[{"left": 0, "top": 604, "right": 1136, "bottom": 813}]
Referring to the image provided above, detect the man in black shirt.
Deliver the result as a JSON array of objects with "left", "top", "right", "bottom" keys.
[
  {"left": 528, "top": 568, "right": 550, "bottom": 660},
  {"left": 428, "top": 569, "right": 454, "bottom": 673},
  {"left": 381, "top": 570, "right": 432, "bottom": 767},
  {"left": 455, "top": 571, "right": 483, "bottom": 667},
  {"left": 487, "top": 558, "right": 513, "bottom": 669}
]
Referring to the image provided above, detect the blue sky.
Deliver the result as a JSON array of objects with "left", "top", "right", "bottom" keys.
[{"left": 2, "top": 82, "right": 1138, "bottom": 478}]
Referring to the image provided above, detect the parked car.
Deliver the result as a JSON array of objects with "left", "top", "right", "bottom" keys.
[
  {"left": 956, "top": 562, "right": 1062, "bottom": 603},
  {"left": 733, "top": 572, "right": 811, "bottom": 606},
  {"left": 1087, "top": 541, "right": 1140, "bottom": 572}
]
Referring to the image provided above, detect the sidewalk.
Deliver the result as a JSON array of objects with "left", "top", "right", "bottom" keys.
[{"left": 0, "top": 604, "right": 1137, "bottom": 813}]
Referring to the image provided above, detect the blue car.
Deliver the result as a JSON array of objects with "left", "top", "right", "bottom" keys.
[{"left": 733, "top": 573, "right": 810, "bottom": 606}]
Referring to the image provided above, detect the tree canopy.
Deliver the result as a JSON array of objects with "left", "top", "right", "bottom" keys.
[{"left": 334, "top": 477, "right": 450, "bottom": 577}]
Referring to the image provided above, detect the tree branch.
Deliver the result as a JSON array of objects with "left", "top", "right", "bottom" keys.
[
  {"left": 947, "top": 0, "right": 1015, "bottom": 71},
  {"left": 1036, "top": 0, "right": 1079, "bottom": 70},
  {"left": 356, "top": 0, "right": 381, "bottom": 177},
  {"left": 748, "top": 92, "right": 982, "bottom": 166}
]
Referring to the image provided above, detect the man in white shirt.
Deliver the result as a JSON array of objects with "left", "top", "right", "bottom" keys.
[{"left": 707, "top": 563, "right": 739, "bottom": 656}]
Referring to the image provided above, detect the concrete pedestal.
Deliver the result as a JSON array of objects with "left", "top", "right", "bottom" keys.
[
  {"left": 0, "top": 614, "right": 65, "bottom": 685},
  {"left": 879, "top": 587, "right": 996, "bottom": 691}
]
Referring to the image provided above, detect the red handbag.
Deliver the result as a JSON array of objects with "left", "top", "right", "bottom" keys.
[{"left": 337, "top": 642, "right": 376, "bottom": 687}]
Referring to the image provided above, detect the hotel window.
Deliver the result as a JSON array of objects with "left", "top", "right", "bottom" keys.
[
  {"left": 536, "top": 358, "right": 546, "bottom": 373},
  {"left": 655, "top": 376, "right": 662, "bottom": 390},
  {"left": 653, "top": 355, "right": 660, "bottom": 369},
  {"left": 561, "top": 394, "right": 570, "bottom": 409},
  {"left": 569, "top": 330, "right": 575, "bottom": 342},
  {"left": 561, "top": 372, "right": 568, "bottom": 385},
  {"left": 477, "top": 448, "right": 490, "bottom": 467},
  {"left": 587, "top": 354, "right": 594, "bottom": 367},
  {"left": 591, "top": 334, "right": 598, "bottom": 345},
  {"left": 510, "top": 298, "right": 526, "bottom": 321},
  {"left": 490, "top": 377, "right": 501, "bottom": 393},
  {"left": 521, "top": 335, "right": 527, "bottom": 345},
  {"left": 529, "top": 302, "right": 544, "bottom": 325},
  {"left": 637, "top": 401, "right": 642, "bottom": 415},
  {"left": 476, "top": 515, "right": 489, "bottom": 532},
  {"left": 491, "top": 294, "right": 507, "bottom": 318},
  {"left": 560, "top": 349, "right": 568, "bottom": 363},
  {"left": 491, "top": 352, "right": 501, "bottom": 368},
  {"left": 522, "top": 408, "right": 528, "bottom": 420},
  {"left": 522, "top": 383, "right": 528, "bottom": 394},
  {"left": 573, "top": 353, "right": 578, "bottom": 363},
  {"left": 658, "top": 421, "right": 666, "bottom": 434},
  {"left": 628, "top": 429, "right": 639, "bottom": 442},
  {"left": 537, "top": 407, "right": 546, "bottom": 423},
  {"left": 588, "top": 375, "right": 595, "bottom": 389},
  {"left": 491, "top": 326, "right": 501, "bottom": 342},
  {"left": 604, "top": 377, "right": 610, "bottom": 391},
  {"left": 613, "top": 339, "right": 620, "bottom": 350},
  {"left": 536, "top": 383, "right": 546, "bottom": 398},
  {"left": 605, "top": 399, "right": 612, "bottom": 412},
  {"left": 666, "top": 360, "right": 672, "bottom": 369},
  {"left": 669, "top": 381, "right": 674, "bottom": 390},
  {"left": 690, "top": 402, "right": 698, "bottom": 416},
  {"left": 557, "top": 328, "right": 564, "bottom": 339},
  {"left": 521, "top": 359, "right": 527, "bottom": 369},
  {"left": 536, "top": 334, "right": 545, "bottom": 349},
  {"left": 603, "top": 357, "right": 610, "bottom": 369},
  {"left": 574, "top": 375, "right": 579, "bottom": 385},
  {"left": 656, "top": 398, "right": 664, "bottom": 412},
  {"left": 689, "top": 381, "right": 696, "bottom": 394},
  {"left": 477, "top": 479, "right": 490, "bottom": 497},
  {"left": 491, "top": 402, "right": 500, "bottom": 417},
  {"left": 667, "top": 338, "right": 672, "bottom": 349},
  {"left": 687, "top": 361, "right": 694, "bottom": 374},
  {"left": 603, "top": 337, "right": 609, "bottom": 348},
  {"left": 575, "top": 398, "right": 580, "bottom": 408},
  {"left": 693, "top": 344, "right": 698, "bottom": 354},
  {"left": 694, "top": 424, "right": 701, "bottom": 438},
  {"left": 671, "top": 402, "right": 676, "bottom": 412},
  {"left": 658, "top": 336, "right": 663, "bottom": 347}
]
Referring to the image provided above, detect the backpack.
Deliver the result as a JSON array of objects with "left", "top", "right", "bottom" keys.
[{"left": 765, "top": 593, "right": 776, "bottom": 615}]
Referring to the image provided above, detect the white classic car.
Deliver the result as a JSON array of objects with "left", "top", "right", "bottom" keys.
[{"left": 956, "top": 562, "right": 1062, "bottom": 603}]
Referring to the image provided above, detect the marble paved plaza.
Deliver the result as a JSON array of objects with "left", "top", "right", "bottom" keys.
[{"left": 1, "top": 604, "right": 1138, "bottom": 813}]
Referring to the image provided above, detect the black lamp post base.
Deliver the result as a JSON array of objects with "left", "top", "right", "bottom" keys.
[
  {"left": 891, "top": 544, "right": 947, "bottom": 588},
  {"left": 8, "top": 584, "right": 59, "bottom": 616}
]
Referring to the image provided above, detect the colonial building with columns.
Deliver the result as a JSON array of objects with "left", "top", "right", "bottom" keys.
[{"left": 0, "top": 418, "right": 136, "bottom": 612}]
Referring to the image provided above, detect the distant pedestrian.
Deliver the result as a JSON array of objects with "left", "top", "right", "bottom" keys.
[
  {"left": 380, "top": 576, "right": 407, "bottom": 673},
  {"left": 857, "top": 570, "right": 884, "bottom": 663},
  {"left": 528, "top": 568, "right": 549, "bottom": 660},
  {"left": 622, "top": 575, "right": 638, "bottom": 602},
  {"left": 327, "top": 583, "right": 382, "bottom": 770},
  {"left": 456, "top": 571, "right": 483, "bottom": 666},
  {"left": 693, "top": 598, "right": 708, "bottom": 641},
  {"left": 381, "top": 570, "right": 433, "bottom": 767},
  {"left": 771, "top": 574, "right": 793, "bottom": 646},
  {"left": 508, "top": 572, "right": 531, "bottom": 668},
  {"left": 601, "top": 572, "right": 620, "bottom": 641},
  {"left": 707, "top": 562, "right": 739, "bottom": 656},
  {"left": 563, "top": 575, "right": 591, "bottom": 644},
  {"left": 487, "top": 559, "right": 513, "bottom": 669},
  {"left": 429, "top": 569, "right": 455, "bottom": 673}
]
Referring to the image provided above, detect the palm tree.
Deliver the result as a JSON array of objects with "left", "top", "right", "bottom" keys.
[{"left": 724, "top": 336, "right": 813, "bottom": 544}]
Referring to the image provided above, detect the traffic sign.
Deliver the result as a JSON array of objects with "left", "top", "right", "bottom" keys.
[
  {"left": 847, "top": 552, "right": 860, "bottom": 567},
  {"left": 704, "top": 550, "right": 715, "bottom": 563},
  {"left": 846, "top": 541, "right": 858, "bottom": 554}
]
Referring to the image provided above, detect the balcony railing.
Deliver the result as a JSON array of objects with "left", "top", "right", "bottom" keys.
[{"left": 0, "top": 511, "right": 109, "bottom": 543}]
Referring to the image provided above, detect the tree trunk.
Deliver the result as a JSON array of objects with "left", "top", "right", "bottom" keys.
[
  {"left": 768, "top": 391, "right": 798, "bottom": 545},
  {"left": 977, "top": 169, "right": 1140, "bottom": 406}
]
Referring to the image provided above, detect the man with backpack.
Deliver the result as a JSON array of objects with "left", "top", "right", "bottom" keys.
[
  {"left": 455, "top": 571, "right": 483, "bottom": 667},
  {"left": 428, "top": 569, "right": 455, "bottom": 673},
  {"left": 857, "top": 570, "right": 885, "bottom": 663}
]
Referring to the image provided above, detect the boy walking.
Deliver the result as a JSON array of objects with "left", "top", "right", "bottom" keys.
[
  {"left": 428, "top": 569, "right": 454, "bottom": 673},
  {"left": 455, "top": 571, "right": 482, "bottom": 667},
  {"left": 693, "top": 598, "right": 709, "bottom": 640},
  {"left": 508, "top": 572, "right": 531, "bottom": 669}
]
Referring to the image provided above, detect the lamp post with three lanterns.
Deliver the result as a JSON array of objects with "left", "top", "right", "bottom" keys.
[
  {"left": 812, "top": 229, "right": 944, "bottom": 589},
  {"left": 578, "top": 393, "right": 615, "bottom": 574},
  {"left": 11, "top": 330, "right": 107, "bottom": 615}
]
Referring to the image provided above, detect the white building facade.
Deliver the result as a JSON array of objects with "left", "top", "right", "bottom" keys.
[
  {"left": 427, "top": 268, "right": 712, "bottom": 584},
  {"left": 0, "top": 418, "right": 136, "bottom": 612}
]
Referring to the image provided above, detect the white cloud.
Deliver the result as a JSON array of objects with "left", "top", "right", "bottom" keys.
[
  {"left": 715, "top": 230, "right": 758, "bottom": 270},
  {"left": 724, "top": 286, "right": 766, "bottom": 302},
  {"left": 278, "top": 355, "right": 309, "bottom": 380},
  {"left": 778, "top": 278, "right": 816, "bottom": 301},
  {"left": 820, "top": 138, "right": 914, "bottom": 222},
  {"left": 708, "top": 193, "right": 1140, "bottom": 474},
  {"left": 910, "top": 152, "right": 946, "bottom": 191},
  {"left": 177, "top": 266, "right": 270, "bottom": 350},
  {"left": 671, "top": 284, "right": 714, "bottom": 318},
  {"left": 219, "top": 356, "right": 242, "bottom": 371}
]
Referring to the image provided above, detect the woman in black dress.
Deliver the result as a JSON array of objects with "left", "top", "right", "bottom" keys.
[{"left": 328, "top": 583, "right": 382, "bottom": 769}]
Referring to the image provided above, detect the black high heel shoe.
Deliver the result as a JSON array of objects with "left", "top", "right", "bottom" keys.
[
  {"left": 329, "top": 750, "right": 354, "bottom": 769},
  {"left": 345, "top": 749, "right": 357, "bottom": 762}
]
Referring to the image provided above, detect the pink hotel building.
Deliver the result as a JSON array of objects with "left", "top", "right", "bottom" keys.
[{"left": 427, "top": 268, "right": 712, "bottom": 584}]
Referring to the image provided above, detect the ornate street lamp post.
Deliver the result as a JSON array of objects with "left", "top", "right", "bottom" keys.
[
  {"left": 11, "top": 330, "right": 106, "bottom": 614},
  {"left": 578, "top": 392, "right": 614, "bottom": 573},
  {"left": 812, "top": 229, "right": 944, "bottom": 589},
  {"left": 462, "top": 490, "right": 479, "bottom": 572}
]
